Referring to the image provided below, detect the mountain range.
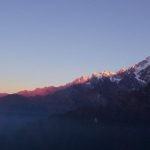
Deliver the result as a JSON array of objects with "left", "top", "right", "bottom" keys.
[{"left": 0, "top": 56, "right": 150, "bottom": 122}]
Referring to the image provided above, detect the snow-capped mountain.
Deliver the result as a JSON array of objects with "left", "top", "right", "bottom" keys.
[
  {"left": 133, "top": 56, "right": 150, "bottom": 83},
  {"left": 72, "top": 56, "right": 150, "bottom": 88},
  {"left": 1, "top": 56, "right": 147, "bottom": 98},
  {"left": 0, "top": 56, "right": 149, "bottom": 122}
]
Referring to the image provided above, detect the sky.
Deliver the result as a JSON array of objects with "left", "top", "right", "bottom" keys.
[{"left": 0, "top": 0, "right": 150, "bottom": 93}]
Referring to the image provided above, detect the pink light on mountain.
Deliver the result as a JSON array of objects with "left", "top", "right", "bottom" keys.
[
  {"left": 0, "top": 93, "right": 8, "bottom": 97},
  {"left": 17, "top": 86, "right": 62, "bottom": 97}
]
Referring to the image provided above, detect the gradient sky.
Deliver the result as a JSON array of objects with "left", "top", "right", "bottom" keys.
[{"left": 0, "top": 0, "right": 150, "bottom": 93}]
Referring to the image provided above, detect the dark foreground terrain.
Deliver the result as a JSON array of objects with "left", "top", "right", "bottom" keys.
[
  {"left": 0, "top": 57, "right": 150, "bottom": 150},
  {"left": 0, "top": 114, "right": 150, "bottom": 150}
]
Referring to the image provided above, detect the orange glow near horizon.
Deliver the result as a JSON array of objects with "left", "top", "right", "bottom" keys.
[
  {"left": 0, "top": 85, "right": 33, "bottom": 94},
  {"left": 0, "top": 81, "right": 66, "bottom": 94}
]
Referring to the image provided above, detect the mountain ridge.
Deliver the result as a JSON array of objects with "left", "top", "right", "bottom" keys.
[
  {"left": 0, "top": 56, "right": 149, "bottom": 122},
  {"left": 0, "top": 56, "right": 150, "bottom": 97}
]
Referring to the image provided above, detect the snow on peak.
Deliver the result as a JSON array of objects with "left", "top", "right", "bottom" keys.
[
  {"left": 116, "top": 68, "right": 128, "bottom": 74},
  {"left": 109, "top": 68, "right": 128, "bottom": 83},
  {"left": 92, "top": 69, "right": 129, "bottom": 83},
  {"left": 72, "top": 71, "right": 116, "bottom": 85},
  {"left": 72, "top": 76, "right": 90, "bottom": 84},
  {"left": 72, "top": 56, "right": 150, "bottom": 86},
  {"left": 73, "top": 70, "right": 127, "bottom": 85},
  {"left": 146, "top": 56, "right": 150, "bottom": 61},
  {"left": 92, "top": 71, "right": 115, "bottom": 79},
  {"left": 134, "top": 56, "right": 150, "bottom": 83}
]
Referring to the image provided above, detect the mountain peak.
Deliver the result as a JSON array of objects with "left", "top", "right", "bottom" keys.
[
  {"left": 72, "top": 56, "right": 150, "bottom": 86},
  {"left": 133, "top": 56, "right": 150, "bottom": 83},
  {"left": 116, "top": 68, "right": 128, "bottom": 74},
  {"left": 92, "top": 71, "right": 115, "bottom": 78},
  {"left": 1, "top": 56, "right": 150, "bottom": 97},
  {"left": 146, "top": 56, "right": 150, "bottom": 61},
  {"left": 72, "top": 76, "right": 90, "bottom": 84}
]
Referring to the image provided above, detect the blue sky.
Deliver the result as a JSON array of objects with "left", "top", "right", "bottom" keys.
[{"left": 0, "top": 0, "right": 150, "bottom": 93}]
